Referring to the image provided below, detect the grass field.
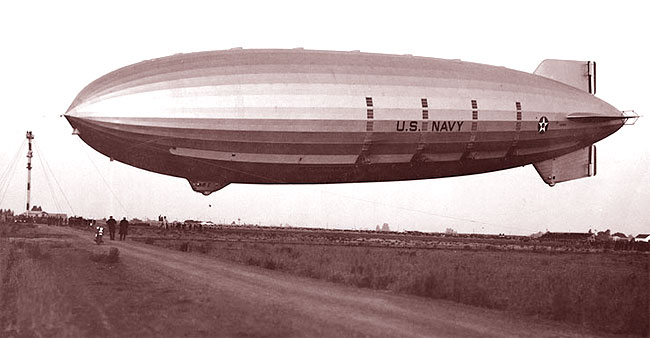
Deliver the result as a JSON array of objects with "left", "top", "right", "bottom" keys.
[
  {"left": 3, "top": 223, "right": 647, "bottom": 336},
  {"left": 135, "top": 228, "right": 649, "bottom": 337},
  {"left": 1, "top": 225, "right": 78, "bottom": 336}
]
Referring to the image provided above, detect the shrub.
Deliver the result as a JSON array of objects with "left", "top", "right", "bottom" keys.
[{"left": 106, "top": 247, "right": 120, "bottom": 263}]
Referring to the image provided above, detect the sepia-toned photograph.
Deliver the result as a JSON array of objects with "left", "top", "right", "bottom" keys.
[{"left": 1, "top": 1, "right": 648, "bottom": 337}]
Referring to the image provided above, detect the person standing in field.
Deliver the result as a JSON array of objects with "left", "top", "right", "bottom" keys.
[
  {"left": 119, "top": 217, "right": 129, "bottom": 241},
  {"left": 106, "top": 216, "right": 117, "bottom": 240}
]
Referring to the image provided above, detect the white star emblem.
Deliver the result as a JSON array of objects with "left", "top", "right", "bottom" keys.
[{"left": 538, "top": 116, "right": 549, "bottom": 134}]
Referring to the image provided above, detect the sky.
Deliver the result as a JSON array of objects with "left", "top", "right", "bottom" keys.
[{"left": 0, "top": 1, "right": 648, "bottom": 235}]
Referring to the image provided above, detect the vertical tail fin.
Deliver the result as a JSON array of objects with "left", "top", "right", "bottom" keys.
[
  {"left": 534, "top": 60, "right": 596, "bottom": 94},
  {"left": 534, "top": 145, "right": 596, "bottom": 186}
]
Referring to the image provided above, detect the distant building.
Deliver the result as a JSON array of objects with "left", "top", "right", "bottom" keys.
[
  {"left": 595, "top": 229, "right": 611, "bottom": 241},
  {"left": 18, "top": 206, "right": 67, "bottom": 225},
  {"left": 611, "top": 232, "right": 629, "bottom": 241},
  {"left": 21, "top": 210, "right": 67, "bottom": 219},
  {"left": 634, "top": 234, "right": 650, "bottom": 243},
  {"left": 539, "top": 232, "right": 595, "bottom": 242}
]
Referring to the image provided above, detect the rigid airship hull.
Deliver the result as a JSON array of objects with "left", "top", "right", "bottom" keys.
[{"left": 65, "top": 49, "right": 625, "bottom": 194}]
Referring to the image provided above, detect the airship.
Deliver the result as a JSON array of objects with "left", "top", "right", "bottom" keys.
[{"left": 65, "top": 49, "right": 634, "bottom": 195}]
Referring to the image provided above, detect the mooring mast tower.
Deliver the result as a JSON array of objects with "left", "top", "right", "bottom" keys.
[{"left": 26, "top": 131, "right": 34, "bottom": 212}]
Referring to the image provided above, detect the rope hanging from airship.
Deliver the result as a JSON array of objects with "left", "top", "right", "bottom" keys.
[
  {"left": 36, "top": 145, "right": 63, "bottom": 212},
  {"left": 34, "top": 142, "right": 76, "bottom": 215},
  {"left": 75, "top": 138, "right": 131, "bottom": 216}
]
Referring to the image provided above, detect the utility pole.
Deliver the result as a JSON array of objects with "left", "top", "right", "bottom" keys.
[{"left": 26, "top": 131, "right": 34, "bottom": 212}]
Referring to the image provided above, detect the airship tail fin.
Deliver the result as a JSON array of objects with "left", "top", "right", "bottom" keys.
[
  {"left": 534, "top": 60, "right": 597, "bottom": 94},
  {"left": 533, "top": 145, "right": 596, "bottom": 186}
]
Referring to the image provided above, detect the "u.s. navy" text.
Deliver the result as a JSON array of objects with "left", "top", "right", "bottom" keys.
[{"left": 395, "top": 121, "right": 464, "bottom": 132}]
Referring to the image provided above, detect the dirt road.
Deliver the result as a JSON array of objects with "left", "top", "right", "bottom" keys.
[{"left": 1, "top": 225, "right": 623, "bottom": 337}]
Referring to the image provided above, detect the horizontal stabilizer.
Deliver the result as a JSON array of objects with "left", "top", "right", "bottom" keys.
[
  {"left": 534, "top": 60, "right": 596, "bottom": 94},
  {"left": 567, "top": 111, "right": 639, "bottom": 125},
  {"left": 534, "top": 145, "right": 596, "bottom": 186},
  {"left": 567, "top": 112, "right": 625, "bottom": 120}
]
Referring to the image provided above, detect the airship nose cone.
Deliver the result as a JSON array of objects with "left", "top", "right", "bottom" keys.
[
  {"left": 64, "top": 114, "right": 82, "bottom": 135},
  {"left": 64, "top": 114, "right": 77, "bottom": 125}
]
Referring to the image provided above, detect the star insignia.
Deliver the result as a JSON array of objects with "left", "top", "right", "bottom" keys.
[{"left": 538, "top": 116, "right": 549, "bottom": 134}]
